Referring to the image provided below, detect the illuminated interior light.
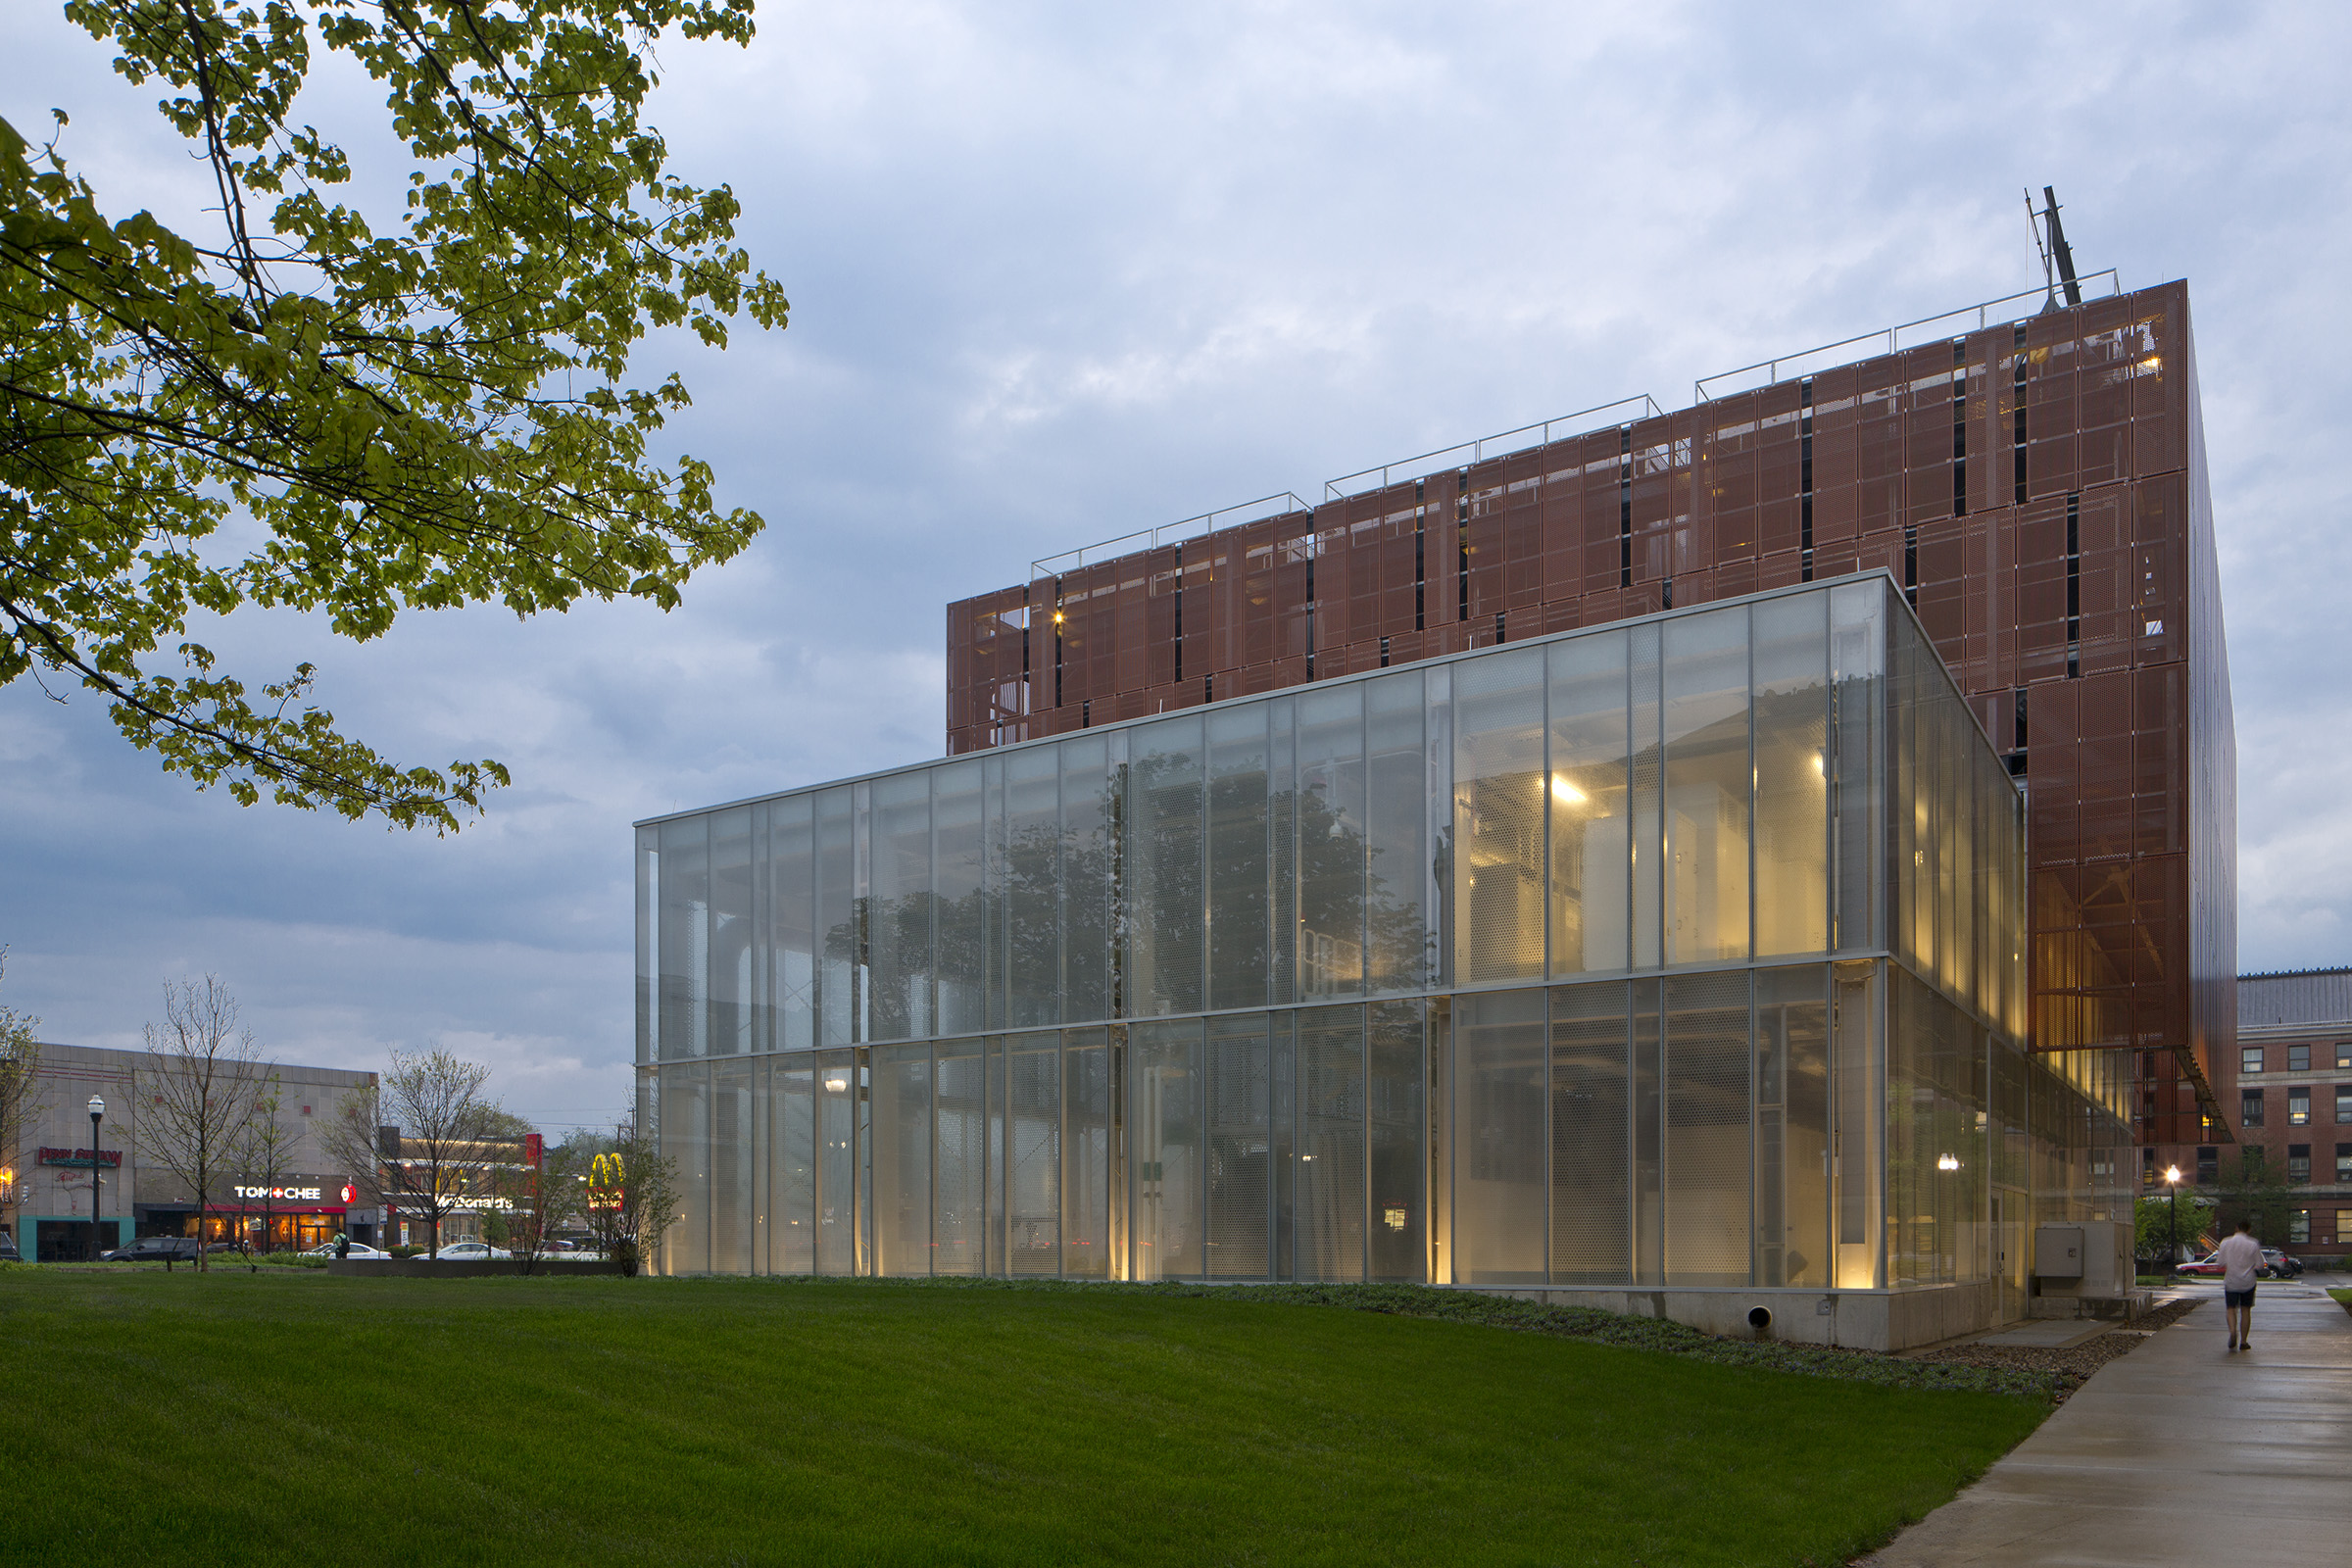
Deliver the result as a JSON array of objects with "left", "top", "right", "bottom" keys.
[
  {"left": 1548, "top": 776, "right": 1588, "bottom": 806},
  {"left": 1936, "top": 1152, "right": 1960, "bottom": 1172},
  {"left": 1812, "top": 753, "right": 1825, "bottom": 776}
]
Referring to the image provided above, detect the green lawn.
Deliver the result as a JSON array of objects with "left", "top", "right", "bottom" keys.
[{"left": 0, "top": 1271, "right": 2046, "bottom": 1567}]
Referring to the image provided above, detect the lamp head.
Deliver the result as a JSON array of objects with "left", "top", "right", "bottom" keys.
[
  {"left": 88, "top": 1095, "right": 105, "bottom": 1119},
  {"left": 2165, "top": 1164, "right": 2181, "bottom": 1185}
]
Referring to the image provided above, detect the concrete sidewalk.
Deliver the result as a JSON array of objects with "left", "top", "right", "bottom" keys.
[{"left": 1865, "top": 1282, "right": 2352, "bottom": 1565}]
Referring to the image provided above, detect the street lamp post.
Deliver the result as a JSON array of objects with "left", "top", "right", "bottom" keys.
[
  {"left": 87, "top": 1096, "right": 106, "bottom": 1262},
  {"left": 2164, "top": 1163, "right": 2182, "bottom": 1272}
]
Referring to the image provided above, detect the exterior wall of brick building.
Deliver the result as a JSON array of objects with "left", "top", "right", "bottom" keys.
[
  {"left": 2146, "top": 969, "right": 2352, "bottom": 1263},
  {"left": 945, "top": 279, "right": 2232, "bottom": 1144}
]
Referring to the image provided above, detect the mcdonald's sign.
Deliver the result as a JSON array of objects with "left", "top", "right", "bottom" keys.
[{"left": 587, "top": 1152, "right": 625, "bottom": 1212}]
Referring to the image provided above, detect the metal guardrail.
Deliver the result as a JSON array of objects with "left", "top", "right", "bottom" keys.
[
  {"left": 1030, "top": 492, "right": 1310, "bottom": 582},
  {"left": 1320, "top": 394, "right": 1663, "bottom": 501},
  {"left": 1691, "top": 270, "right": 2124, "bottom": 402}
]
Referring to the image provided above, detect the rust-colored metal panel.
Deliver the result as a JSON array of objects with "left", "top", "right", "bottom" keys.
[
  {"left": 1538, "top": 448, "right": 1586, "bottom": 602},
  {"left": 1914, "top": 520, "right": 1966, "bottom": 658},
  {"left": 1758, "top": 495, "right": 1800, "bottom": 559},
  {"left": 1582, "top": 433, "right": 1626, "bottom": 594},
  {"left": 2131, "top": 284, "right": 2187, "bottom": 478}
]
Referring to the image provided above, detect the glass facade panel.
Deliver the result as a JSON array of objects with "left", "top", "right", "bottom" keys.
[
  {"left": 931, "top": 762, "right": 987, "bottom": 1038},
  {"left": 641, "top": 579, "right": 2108, "bottom": 1330},
  {"left": 1367, "top": 672, "right": 1433, "bottom": 993},
  {"left": 816, "top": 1052, "right": 859, "bottom": 1274},
  {"left": 1664, "top": 971, "right": 1751, "bottom": 1285},
  {"left": 1206, "top": 710, "right": 1272, "bottom": 1011},
  {"left": 1297, "top": 1004, "right": 1366, "bottom": 1281},
  {"left": 1454, "top": 649, "right": 1547, "bottom": 984},
  {"left": 1006, "top": 1031, "right": 1060, "bottom": 1273},
  {"left": 815, "top": 790, "right": 857, "bottom": 1047},
  {"left": 1130, "top": 717, "right": 1205, "bottom": 1016},
  {"left": 868, "top": 776, "right": 933, "bottom": 1043},
  {"left": 1004, "top": 749, "right": 1061, "bottom": 1029},
  {"left": 1132, "top": 1018, "right": 1202, "bottom": 1280},
  {"left": 770, "top": 1060, "right": 815, "bottom": 1273},
  {"left": 1062, "top": 1030, "right": 1113, "bottom": 1279},
  {"left": 1367, "top": 1001, "right": 1426, "bottom": 1282},
  {"left": 1062, "top": 742, "right": 1117, "bottom": 1024},
  {"left": 1548, "top": 631, "right": 1631, "bottom": 976},
  {"left": 768, "top": 796, "right": 817, "bottom": 1051},
  {"left": 1204, "top": 1013, "right": 1271, "bottom": 1277},
  {"left": 1550, "top": 980, "right": 1631, "bottom": 1284},
  {"left": 1752, "top": 597, "right": 1829, "bottom": 956},
  {"left": 872, "top": 1042, "right": 931, "bottom": 1276},
  {"left": 1662, "top": 608, "right": 1751, "bottom": 965},
  {"left": 1297, "top": 686, "right": 1366, "bottom": 999},
  {"left": 711, "top": 1055, "right": 756, "bottom": 1273},
  {"left": 662, "top": 1060, "right": 710, "bottom": 1273},
  {"left": 658, "top": 816, "right": 708, "bottom": 1060},
  {"left": 711, "top": 808, "right": 755, "bottom": 1055},
  {"left": 934, "top": 1043, "right": 986, "bottom": 1275},
  {"left": 1453, "top": 988, "right": 1546, "bottom": 1284},
  {"left": 1754, "top": 965, "right": 1830, "bottom": 1288}
]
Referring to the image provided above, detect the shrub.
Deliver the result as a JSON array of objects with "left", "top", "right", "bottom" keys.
[{"left": 389, "top": 1246, "right": 426, "bottom": 1259}]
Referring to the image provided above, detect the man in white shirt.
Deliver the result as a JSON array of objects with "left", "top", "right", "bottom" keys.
[{"left": 2213, "top": 1217, "right": 2265, "bottom": 1351}]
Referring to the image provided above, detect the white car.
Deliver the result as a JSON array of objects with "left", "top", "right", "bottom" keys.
[
  {"left": 429, "top": 1241, "right": 513, "bottom": 1260},
  {"left": 303, "top": 1242, "right": 393, "bottom": 1260}
]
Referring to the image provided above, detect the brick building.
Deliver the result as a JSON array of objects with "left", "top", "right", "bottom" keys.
[{"left": 2147, "top": 969, "right": 2352, "bottom": 1262}]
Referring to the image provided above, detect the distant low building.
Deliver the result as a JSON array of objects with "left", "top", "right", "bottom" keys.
[{"left": 3, "top": 1043, "right": 377, "bottom": 1260}]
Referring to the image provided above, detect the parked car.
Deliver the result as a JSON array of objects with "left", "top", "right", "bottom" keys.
[
  {"left": 301, "top": 1242, "right": 394, "bottom": 1261},
  {"left": 2260, "top": 1248, "right": 2304, "bottom": 1279},
  {"left": 430, "top": 1242, "right": 513, "bottom": 1261},
  {"left": 99, "top": 1236, "right": 203, "bottom": 1264},
  {"left": 0, "top": 1231, "right": 21, "bottom": 1261},
  {"left": 2174, "top": 1252, "right": 2227, "bottom": 1277}
]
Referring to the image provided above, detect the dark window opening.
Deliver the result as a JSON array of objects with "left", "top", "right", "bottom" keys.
[
  {"left": 1662, "top": 578, "right": 1674, "bottom": 610},
  {"left": 1903, "top": 525, "right": 1918, "bottom": 608},
  {"left": 1951, "top": 340, "right": 1969, "bottom": 515},
  {"left": 1379, "top": 636, "right": 1391, "bottom": 668},
  {"left": 2197, "top": 1146, "right": 2219, "bottom": 1185},
  {"left": 2065, "top": 490, "right": 2081, "bottom": 677},
  {"left": 1494, "top": 611, "right": 1505, "bottom": 644},
  {"left": 2242, "top": 1090, "right": 2265, "bottom": 1129},
  {"left": 2288, "top": 1145, "right": 2311, "bottom": 1184},
  {"left": 1618, "top": 426, "right": 1634, "bottom": 589},
  {"left": 2011, "top": 321, "right": 2029, "bottom": 506},
  {"left": 1204, "top": 674, "right": 1213, "bottom": 705},
  {"left": 1080, "top": 700, "right": 1091, "bottom": 728}
]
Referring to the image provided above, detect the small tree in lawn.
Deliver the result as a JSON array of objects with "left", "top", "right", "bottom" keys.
[
  {"left": 493, "top": 1139, "right": 582, "bottom": 1275},
  {"left": 0, "top": 951, "right": 43, "bottom": 1246},
  {"left": 137, "top": 977, "right": 270, "bottom": 1271},
  {"left": 234, "top": 1081, "right": 301, "bottom": 1253},
  {"left": 322, "top": 1048, "right": 502, "bottom": 1259}
]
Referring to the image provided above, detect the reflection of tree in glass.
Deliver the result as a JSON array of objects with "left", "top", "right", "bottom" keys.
[
  {"left": 810, "top": 754, "right": 1439, "bottom": 1026},
  {"left": 826, "top": 797, "right": 1120, "bottom": 1035}
]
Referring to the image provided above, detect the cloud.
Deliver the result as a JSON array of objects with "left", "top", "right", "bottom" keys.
[{"left": 3, "top": 0, "right": 2347, "bottom": 1122}]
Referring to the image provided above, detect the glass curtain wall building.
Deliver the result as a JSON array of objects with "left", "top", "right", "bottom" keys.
[{"left": 638, "top": 576, "right": 2129, "bottom": 1348}]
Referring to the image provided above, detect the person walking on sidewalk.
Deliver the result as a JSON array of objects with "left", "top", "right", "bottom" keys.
[{"left": 2215, "top": 1218, "right": 2264, "bottom": 1351}]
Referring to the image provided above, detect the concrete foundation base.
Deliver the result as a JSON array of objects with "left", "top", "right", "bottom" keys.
[{"left": 1443, "top": 1279, "right": 2009, "bottom": 1352}]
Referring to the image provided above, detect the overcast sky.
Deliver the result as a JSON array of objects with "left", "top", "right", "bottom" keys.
[{"left": 3, "top": 1, "right": 2347, "bottom": 1133}]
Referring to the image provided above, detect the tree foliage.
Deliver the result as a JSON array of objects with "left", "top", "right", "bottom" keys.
[
  {"left": 0, "top": 951, "right": 42, "bottom": 1235},
  {"left": 321, "top": 1044, "right": 508, "bottom": 1256},
  {"left": 2, "top": 1, "right": 785, "bottom": 830},
  {"left": 2215, "top": 1147, "right": 2293, "bottom": 1247}
]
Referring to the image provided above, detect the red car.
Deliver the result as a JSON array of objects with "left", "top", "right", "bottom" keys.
[{"left": 2174, "top": 1252, "right": 2227, "bottom": 1277}]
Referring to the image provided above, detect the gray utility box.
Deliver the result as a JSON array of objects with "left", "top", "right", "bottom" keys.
[{"left": 2034, "top": 1220, "right": 2131, "bottom": 1298}]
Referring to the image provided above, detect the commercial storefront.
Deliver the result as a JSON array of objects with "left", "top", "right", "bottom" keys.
[
  {"left": 638, "top": 576, "right": 2132, "bottom": 1348},
  {"left": 1, "top": 1043, "right": 378, "bottom": 1258}
]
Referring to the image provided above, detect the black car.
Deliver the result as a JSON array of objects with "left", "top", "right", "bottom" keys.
[{"left": 99, "top": 1236, "right": 203, "bottom": 1264}]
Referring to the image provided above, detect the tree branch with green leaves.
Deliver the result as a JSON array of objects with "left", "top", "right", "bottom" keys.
[{"left": 3, "top": 1, "right": 786, "bottom": 831}]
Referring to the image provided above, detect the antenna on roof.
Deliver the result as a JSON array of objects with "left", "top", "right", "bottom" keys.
[{"left": 2027, "top": 186, "right": 2083, "bottom": 312}]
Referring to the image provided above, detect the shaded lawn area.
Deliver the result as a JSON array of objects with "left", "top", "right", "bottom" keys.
[{"left": 0, "top": 1272, "right": 2044, "bottom": 1567}]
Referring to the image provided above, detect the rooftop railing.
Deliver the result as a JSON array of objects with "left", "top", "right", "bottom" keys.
[
  {"left": 1691, "top": 270, "right": 2123, "bottom": 402},
  {"left": 1319, "top": 394, "right": 1663, "bottom": 500},
  {"left": 1030, "top": 492, "right": 1310, "bottom": 583}
]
